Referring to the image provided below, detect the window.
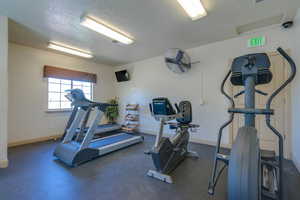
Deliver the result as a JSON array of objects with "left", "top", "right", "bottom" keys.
[{"left": 48, "top": 78, "right": 93, "bottom": 110}]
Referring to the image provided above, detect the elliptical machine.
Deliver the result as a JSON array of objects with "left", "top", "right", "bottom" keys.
[
  {"left": 145, "top": 98, "right": 199, "bottom": 183},
  {"left": 208, "top": 48, "right": 296, "bottom": 200}
]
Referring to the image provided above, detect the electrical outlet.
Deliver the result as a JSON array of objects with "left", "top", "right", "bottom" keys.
[{"left": 199, "top": 98, "right": 205, "bottom": 105}]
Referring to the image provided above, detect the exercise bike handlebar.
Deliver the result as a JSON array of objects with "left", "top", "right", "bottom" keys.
[
  {"left": 149, "top": 103, "right": 153, "bottom": 113},
  {"left": 166, "top": 122, "right": 200, "bottom": 128},
  {"left": 174, "top": 103, "right": 180, "bottom": 113}
]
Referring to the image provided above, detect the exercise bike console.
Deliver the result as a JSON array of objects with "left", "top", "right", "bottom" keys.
[{"left": 150, "top": 98, "right": 193, "bottom": 124}]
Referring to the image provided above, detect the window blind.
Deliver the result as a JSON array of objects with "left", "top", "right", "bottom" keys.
[{"left": 43, "top": 65, "right": 97, "bottom": 83}]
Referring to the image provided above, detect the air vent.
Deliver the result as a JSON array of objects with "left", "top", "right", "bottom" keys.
[{"left": 236, "top": 14, "right": 283, "bottom": 34}]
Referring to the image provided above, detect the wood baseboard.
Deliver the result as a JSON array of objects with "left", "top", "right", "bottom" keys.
[
  {"left": 8, "top": 135, "right": 62, "bottom": 147},
  {"left": 0, "top": 159, "right": 9, "bottom": 168}
]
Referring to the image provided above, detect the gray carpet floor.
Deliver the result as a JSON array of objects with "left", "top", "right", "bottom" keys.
[{"left": 0, "top": 134, "right": 299, "bottom": 200}]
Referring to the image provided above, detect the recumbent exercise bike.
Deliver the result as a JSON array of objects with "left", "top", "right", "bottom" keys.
[
  {"left": 145, "top": 98, "right": 199, "bottom": 183},
  {"left": 208, "top": 47, "right": 296, "bottom": 200}
]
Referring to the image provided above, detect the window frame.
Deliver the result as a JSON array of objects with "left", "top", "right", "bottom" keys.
[{"left": 46, "top": 78, "right": 93, "bottom": 112}]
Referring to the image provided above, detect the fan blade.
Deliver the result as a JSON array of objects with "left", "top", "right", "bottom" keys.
[{"left": 176, "top": 50, "right": 184, "bottom": 63}]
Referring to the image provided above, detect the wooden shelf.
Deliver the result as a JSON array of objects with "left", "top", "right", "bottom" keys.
[
  {"left": 122, "top": 104, "right": 139, "bottom": 133},
  {"left": 125, "top": 104, "right": 139, "bottom": 111}
]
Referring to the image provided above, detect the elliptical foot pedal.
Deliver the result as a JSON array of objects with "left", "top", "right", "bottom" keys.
[
  {"left": 261, "top": 150, "right": 276, "bottom": 161},
  {"left": 208, "top": 185, "right": 215, "bottom": 195},
  {"left": 144, "top": 150, "right": 152, "bottom": 155},
  {"left": 147, "top": 170, "right": 173, "bottom": 184},
  {"left": 186, "top": 151, "right": 199, "bottom": 159}
]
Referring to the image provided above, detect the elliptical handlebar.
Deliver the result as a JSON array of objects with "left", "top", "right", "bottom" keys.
[
  {"left": 221, "top": 69, "right": 235, "bottom": 108},
  {"left": 263, "top": 47, "right": 296, "bottom": 200},
  {"left": 208, "top": 69, "right": 236, "bottom": 194},
  {"left": 266, "top": 47, "right": 297, "bottom": 109},
  {"left": 234, "top": 89, "right": 268, "bottom": 98}
]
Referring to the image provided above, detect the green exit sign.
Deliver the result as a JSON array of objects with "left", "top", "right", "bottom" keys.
[{"left": 248, "top": 36, "right": 266, "bottom": 47}]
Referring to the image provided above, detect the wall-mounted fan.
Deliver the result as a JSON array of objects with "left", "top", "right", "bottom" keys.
[{"left": 165, "top": 48, "right": 192, "bottom": 74}]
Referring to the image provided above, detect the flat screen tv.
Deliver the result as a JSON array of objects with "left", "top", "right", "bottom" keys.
[{"left": 115, "top": 70, "right": 130, "bottom": 82}]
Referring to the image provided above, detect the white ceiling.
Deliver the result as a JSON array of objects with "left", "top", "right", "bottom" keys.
[{"left": 1, "top": 0, "right": 300, "bottom": 66}]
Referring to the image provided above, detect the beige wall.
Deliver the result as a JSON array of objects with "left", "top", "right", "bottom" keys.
[
  {"left": 115, "top": 9, "right": 300, "bottom": 169},
  {"left": 290, "top": 10, "right": 300, "bottom": 172},
  {"left": 0, "top": 16, "right": 8, "bottom": 167},
  {"left": 8, "top": 43, "right": 116, "bottom": 143},
  {"left": 115, "top": 24, "right": 295, "bottom": 146}
]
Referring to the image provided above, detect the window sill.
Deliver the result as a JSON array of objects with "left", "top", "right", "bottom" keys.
[{"left": 46, "top": 109, "right": 72, "bottom": 113}]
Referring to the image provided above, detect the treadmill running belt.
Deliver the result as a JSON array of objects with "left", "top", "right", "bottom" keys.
[{"left": 89, "top": 133, "right": 135, "bottom": 148}]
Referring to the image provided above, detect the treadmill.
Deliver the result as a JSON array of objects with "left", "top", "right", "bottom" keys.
[{"left": 53, "top": 89, "right": 143, "bottom": 167}]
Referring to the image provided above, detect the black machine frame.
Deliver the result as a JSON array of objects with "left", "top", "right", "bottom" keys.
[
  {"left": 208, "top": 47, "right": 296, "bottom": 200},
  {"left": 146, "top": 98, "right": 199, "bottom": 183}
]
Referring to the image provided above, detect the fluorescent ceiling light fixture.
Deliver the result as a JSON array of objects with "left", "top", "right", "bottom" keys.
[
  {"left": 177, "top": 0, "right": 207, "bottom": 20},
  {"left": 48, "top": 42, "right": 93, "bottom": 58},
  {"left": 80, "top": 15, "right": 134, "bottom": 45}
]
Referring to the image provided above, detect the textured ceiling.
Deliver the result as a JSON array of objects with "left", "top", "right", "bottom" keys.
[{"left": 1, "top": 0, "right": 300, "bottom": 66}]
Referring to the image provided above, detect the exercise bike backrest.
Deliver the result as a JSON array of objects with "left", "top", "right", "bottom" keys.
[{"left": 149, "top": 98, "right": 192, "bottom": 124}]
